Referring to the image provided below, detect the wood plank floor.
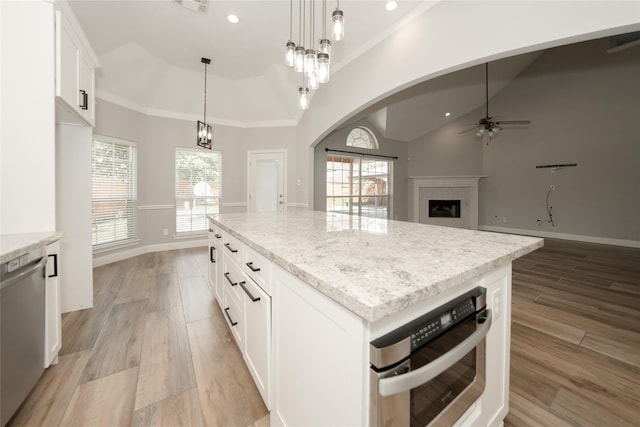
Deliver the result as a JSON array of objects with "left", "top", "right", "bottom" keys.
[{"left": 6, "top": 239, "right": 640, "bottom": 426}]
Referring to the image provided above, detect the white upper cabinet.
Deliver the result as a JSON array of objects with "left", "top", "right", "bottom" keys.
[{"left": 55, "top": 8, "right": 97, "bottom": 126}]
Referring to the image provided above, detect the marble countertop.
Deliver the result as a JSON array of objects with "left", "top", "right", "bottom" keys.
[
  {"left": 209, "top": 211, "right": 543, "bottom": 322},
  {"left": 1, "top": 231, "right": 64, "bottom": 263}
]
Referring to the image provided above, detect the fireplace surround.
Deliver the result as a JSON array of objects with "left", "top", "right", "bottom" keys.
[{"left": 409, "top": 176, "right": 485, "bottom": 229}]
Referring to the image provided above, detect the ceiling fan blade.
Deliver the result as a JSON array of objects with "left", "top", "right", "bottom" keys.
[
  {"left": 459, "top": 125, "right": 480, "bottom": 135},
  {"left": 495, "top": 120, "right": 531, "bottom": 126}
]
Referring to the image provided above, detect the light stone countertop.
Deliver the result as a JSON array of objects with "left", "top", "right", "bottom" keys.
[
  {"left": 210, "top": 210, "right": 543, "bottom": 323},
  {"left": 0, "top": 232, "right": 64, "bottom": 264}
]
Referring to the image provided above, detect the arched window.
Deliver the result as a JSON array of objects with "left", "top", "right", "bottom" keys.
[{"left": 346, "top": 126, "right": 378, "bottom": 150}]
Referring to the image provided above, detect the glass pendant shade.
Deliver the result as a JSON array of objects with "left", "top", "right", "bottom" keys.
[
  {"left": 317, "top": 52, "right": 330, "bottom": 83},
  {"left": 294, "top": 46, "right": 305, "bottom": 72},
  {"left": 285, "top": 41, "right": 296, "bottom": 67},
  {"left": 304, "top": 49, "right": 316, "bottom": 78},
  {"left": 332, "top": 9, "right": 344, "bottom": 41},
  {"left": 308, "top": 72, "right": 319, "bottom": 90},
  {"left": 319, "top": 38, "right": 331, "bottom": 55},
  {"left": 298, "top": 87, "right": 310, "bottom": 110}
]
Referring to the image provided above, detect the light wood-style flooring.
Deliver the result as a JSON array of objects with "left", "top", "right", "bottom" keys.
[{"left": 7, "top": 239, "right": 640, "bottom": 426}]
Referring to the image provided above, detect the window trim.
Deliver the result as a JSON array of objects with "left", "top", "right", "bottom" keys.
[{"left": 346, "top": 126, "right": 379, "bottom": 150}]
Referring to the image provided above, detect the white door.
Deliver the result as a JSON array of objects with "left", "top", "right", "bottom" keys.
[{"left": 248, "top": 151, "right": 285, "bottom": 213}]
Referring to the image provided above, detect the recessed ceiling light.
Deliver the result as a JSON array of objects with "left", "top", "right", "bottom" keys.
[
  {"left": 385, "top": 1, "right": 397, "bottom": 11},
  {"left": 445, "top": 112, "right": 451, "bottom": 117},
  {"left": 227, "top": 14, "right": 239, "bottom": 24}
]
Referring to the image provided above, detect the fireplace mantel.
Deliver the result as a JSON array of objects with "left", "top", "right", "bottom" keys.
[{"left": 409, "top": 176, "right": 487, "bottom": 229}]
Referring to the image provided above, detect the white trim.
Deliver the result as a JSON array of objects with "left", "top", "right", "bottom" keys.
[
  {"left": 96, "top": 92, "right": 297, "bottom": 129},
  {"left": 93, "top": 238, "right": 141, "bottom": 254},
  {"left": 286, "top": 203, "right": 309, "bottom": 208},
  {"left": 93, "top": 238, "right": 208, "bottom": 267},
  {"left": 174, "top": 231, "right": 206, "bottom": 240},
  {"left": 222, "top": 202, "right": 248, "bottom": 207},
  {"left": 138, "top": 204, "right": 174, "bottom": 210},
  {"left": 92, "top": 133, "right": 136, "bottom": 147},
  {"left": 478, "top": 225, "right": 640, "bottom": 249}
]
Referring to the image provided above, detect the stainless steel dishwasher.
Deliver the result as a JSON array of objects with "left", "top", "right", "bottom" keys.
[{"left": 1, "top": 247, "right": 47, "bottom": 426}]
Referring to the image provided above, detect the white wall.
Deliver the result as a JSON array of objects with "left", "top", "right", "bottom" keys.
[
  {"left": 1, "top": 1, "right": 56, "bottom": 234},
  {"left": 294, "top": 1, "right": 640, "bottom": 208},
  {"left": 92, "top": 100, "right": 297, "bottom": 261},
  {"left": 407, "top": 38, "right": 640, "bottom": 245}
]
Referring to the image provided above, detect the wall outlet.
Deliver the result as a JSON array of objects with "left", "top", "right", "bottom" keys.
[
  {"left": 550, "top": 184, "right": 555, "bottom": 191},
  {"left": 162, "top": 228, "right": 168, "bottom": 236}
]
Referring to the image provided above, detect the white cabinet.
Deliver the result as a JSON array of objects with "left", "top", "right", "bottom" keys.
[
  {"left": 208, "top": 221, "right": 224, "bottom": 307},
  {"left": 55, "top": 10, "right": 96, "bottom": 126},
  {"left": 241, "top": 277, "right": 271, "bottom": 408},
  {"left": 218, "top": 236, "right": 272, "bottom": 409},
  {"left": 45, "top": 240, "right": 62, "bottom": 367}
]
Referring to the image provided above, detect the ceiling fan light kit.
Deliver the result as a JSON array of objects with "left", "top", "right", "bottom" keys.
[{"left": 461, "top": 62, "right": 532, "bottom": 144}]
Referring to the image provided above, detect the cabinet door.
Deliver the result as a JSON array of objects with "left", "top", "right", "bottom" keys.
[
  {"left": 56, "top": 11, "right": 78, "bottom": 109},
  {"left": 223, "top": 285, "right": 244, "bottom": 348},
  {"left": 45, "top": 241, "right": 62, "bottom": 367},
  {"left": 208, "top": 236, "right": 217, "bottom": 290},
  {"left": 78, "top": 53, "right": 95, "bottom": 126},
  {"left": 242, "top": 279, "right": 271, "bottom": 409}
]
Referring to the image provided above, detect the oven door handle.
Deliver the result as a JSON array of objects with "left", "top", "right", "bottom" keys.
[{"left": 378, "top": 309, "right": 492, "bottom": 397}]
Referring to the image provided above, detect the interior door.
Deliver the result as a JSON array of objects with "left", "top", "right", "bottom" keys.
[{"left": 248, "top": 151, "right": 285, "bottom": 213}]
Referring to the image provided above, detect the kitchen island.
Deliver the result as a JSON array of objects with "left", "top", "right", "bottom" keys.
[{"left": 207, "top": 210, "right": 542, "bottom": 427}]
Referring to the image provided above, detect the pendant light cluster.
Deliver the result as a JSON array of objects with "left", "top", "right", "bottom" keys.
[
  {"left": 285, "top": 0, "right": 344, "bottom": 110},
  {"left": 197, "top": 57, "right": 212, "bottom": 149}
]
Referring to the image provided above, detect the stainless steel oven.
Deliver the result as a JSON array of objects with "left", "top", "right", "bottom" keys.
[{"left": 370, "top": 287, "right": 491, "bottom": 427}]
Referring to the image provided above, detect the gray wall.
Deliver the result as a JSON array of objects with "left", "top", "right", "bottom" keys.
[
  {"left": 313, "top": 119, "right": 409, "bottom": 221},
  {"left": 407, "top": 38, "right": 640, "bottom": 242},
  {"left": 93, "top": 100, "right": 297, "bottom": 254}
]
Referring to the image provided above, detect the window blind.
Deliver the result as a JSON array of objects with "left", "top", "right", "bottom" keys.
[
  {"left": 175, "top": 148, "right": 222, "bottom": 233},
  {"left": 91, "top": 136, "right": 137, "bottom": 246}
]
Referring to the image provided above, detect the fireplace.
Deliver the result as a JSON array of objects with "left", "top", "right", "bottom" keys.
[
  {"left": 429, "top": 200, "right": 461, "bottom": 218},
  {"left": 409, "top": 176, "right": 485, "bottom": 229}
]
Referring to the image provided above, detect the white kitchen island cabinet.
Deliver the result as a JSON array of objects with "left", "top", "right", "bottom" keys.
[{"left": 208, "top": 211, "right": 542, "bottom": 426}]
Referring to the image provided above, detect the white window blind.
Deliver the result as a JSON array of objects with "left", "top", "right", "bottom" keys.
[
  {"left": 91, "top": 135, "right": 137, "bottom": 246},
  {"left": 175, "top": 148, "right": 222, "bottom": 233}
]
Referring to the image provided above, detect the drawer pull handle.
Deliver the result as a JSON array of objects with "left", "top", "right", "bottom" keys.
[
  {"left": 224, "top": 243, "right": 238, "bottom": 253},
  {"left": 245, "top": 262, "right": 261, "bottom": 272},
  {"left": 215, "top": 234, "right": 222, "bottom": 239},
  {"left": 79, "top": 89, "right": 88, "bottom": 110},
  {"left": 224, "top": 272, "right": 237, "bottom": 286},
  {"left": 240, "top": 282, "right": 261, "bottom": 302},
  {"left": 48, "top": 254, "right": 58, "bottom": 278},
  {"left": 224, "top": 307, "right": 238, "bottom": 326},
  {"left": 210, "top": 246, "right": 216, "bottom": 263},
  {"left": 208, "top": 228, "right": 214, "bottom": 232}
]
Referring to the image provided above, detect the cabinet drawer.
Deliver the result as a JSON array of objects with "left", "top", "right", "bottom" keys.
[
  {"left": 208, "top": 220, "right": 223, "bottom": 240},
  {"left": 223, "top": 255, "right": 245, "bottom": 304},
  {"left": 243, "top": 247, "right": 272, "bottom": 295},
  {"left": 222, "top": 233, "right": 244, "bottom": 264}
]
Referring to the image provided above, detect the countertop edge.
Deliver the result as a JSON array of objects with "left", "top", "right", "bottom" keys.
[{"left": 0, "top": 231, "right": 65, "bottom": 263}]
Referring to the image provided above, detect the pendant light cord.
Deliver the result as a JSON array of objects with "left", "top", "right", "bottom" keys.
[
  {"left": 485, "top": 62, "right": 489, "bottom": 118},
  {"left": 203, "top": 61, "right": 207, "bottom": 125},
  {"left": 289, "top": 0, "right": 293, "bottom": 40},
  {"left": 322, "top": 0, "right": 326, "bottom": 37}
]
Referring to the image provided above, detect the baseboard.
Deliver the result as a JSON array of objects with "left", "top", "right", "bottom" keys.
[
  {"left": 478, "top": 225, "right": 640, "bottom": 249},
  {"left": 93, "top": 238, "right": 208, "bottom": 267}
]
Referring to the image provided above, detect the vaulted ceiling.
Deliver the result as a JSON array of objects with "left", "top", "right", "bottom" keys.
[{"left": 68, "top": 1, "right": 557, "bottom": 140}]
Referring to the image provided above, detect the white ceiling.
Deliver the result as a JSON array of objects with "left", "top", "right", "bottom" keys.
[{"left": 66, "top": 0, "right": 545, "bottom": 139}]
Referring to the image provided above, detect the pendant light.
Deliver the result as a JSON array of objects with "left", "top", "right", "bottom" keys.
[
  {"left": 331, "top": 0, "right": 344, "bottom": 41},
  {"left": 304, "top": 0, "right": 317, "bottom": 79},
  {"left": 294, "top": 0, "right": 305, "bottom": 72},
  {"left": 285, "top": 0, "right": 296, "bottom": 67},
  {"left": 196, "top": 57, "right": 212, "bottom": 149}
]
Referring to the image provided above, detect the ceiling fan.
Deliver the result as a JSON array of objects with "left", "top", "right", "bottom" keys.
[{"left": 460, "top": 63, "right": 531, "bottom": 141}]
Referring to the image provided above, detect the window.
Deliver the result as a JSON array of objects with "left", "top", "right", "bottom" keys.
[
  {"left": 346, "top": 126, "right": 378, "bottom": 149},
  {"left": 91, "top": 135, "right": 137, "bottom": 247},
  {"left": 175, "top": 148, "right": 221, "bottom": 233},
  {"left": 326, "top": 155, "right": 392, "bottom": 219}
]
